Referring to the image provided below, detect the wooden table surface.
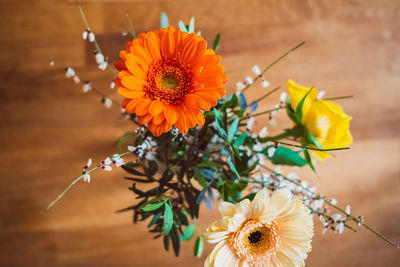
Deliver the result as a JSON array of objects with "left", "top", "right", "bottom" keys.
[{"left": 0, "top": 0, "right": 399, "bottom": 266}]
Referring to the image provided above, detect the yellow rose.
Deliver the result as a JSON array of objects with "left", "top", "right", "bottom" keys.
[{"left": 287, "top": 80, "right": 353, "bottom": 161}]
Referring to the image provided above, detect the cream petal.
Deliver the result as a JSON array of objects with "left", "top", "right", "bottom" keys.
[
  {"left": 204, "top": 241, "right": 227, "bottom": 267},
  {"left": 228, "top": 213, "right": 246, "bottom": 232},
  {"left": 279, "top": 241, "right": 307, "bottom": 261},
  {"left": 203, "top": 231, "right": 231, "bottom": 243},
  {"left": 239, "top": 259, "right": 250, "bottom": 267},
  {"left": 261, "top": 189, "right": 292, "bottom": 220},
  {"left": 254, "top": 188, "right": 269, "bottom": 203},
  {"left": 214, "top": 243, "right": 238, "bottom": 267},
  {"left": 236, "top": 201, "right": 252, "bottom": 218},
  {"left": 249, "top": 199, "right": 265, "bottom": 218},
  {"left": 219, "top": 202, "right": 236, "bottom": 217},
  {"left": 275, "top": 252, "right": 303, "bottom": 267}
]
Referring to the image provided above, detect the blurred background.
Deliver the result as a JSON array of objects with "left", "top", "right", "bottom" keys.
[{"left": 0, "top": 0, "right": 399, "bottom": 266}]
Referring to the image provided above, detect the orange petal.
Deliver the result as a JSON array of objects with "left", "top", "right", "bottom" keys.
[
  {"left": 135, "top": 98, "right": 151, "bottom": 116},
  {"left": 195, "top": 111, "right": 205, "bottom": 125},
  {"left": 152, "top": 112, "right": 165, "bottom": 125},
  {"left": 121, "top": 76, "right": 144, "bottom": 91},
  {"left": 175, "top": 113, "right": 188, "bottom": 134},
  {"left": 125, "top": 98, "right": 143, "bottom": 113},
  {"left": 162, "top": 120, "right": 172, "bottom": 133},
  {"left": 125, "top": 59, "right": 146, "bottom": 80},
  {"left": 139, "top": 113, "right": 152, "bottom": 125},
  {"left": 181, "top": 33, "right": 198, "bottom": 62},
  {"left": 118, "top": 86, "right": 145, "bottom": 98},
  {"left": 145, "top": 31, "right": 161, "bottom": 61},
  {"left": 173, "top": 30, "right": 184, "bottom": 52},
  {"left": 121, "top": 98, "right": 131, "bottom": 108},
  {"left": 164, "top": 104, "right": 179, "bottom": 124},
  {"left": 184, "top": 94, "right": 211, "bottom": 111},
  {"left": 161, "top": 31, "right": 175, "bottom": 59},
  {"left": 149, "top": 99, "right": 164, "bottom": 116}
]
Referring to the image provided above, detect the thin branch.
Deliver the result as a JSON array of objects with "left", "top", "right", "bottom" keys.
[
  {"left": 276, "top": 141, "right": 350, "bottom": 152},
  {"left": 242, "top": 41, "right": 306, "bottom": 93}
]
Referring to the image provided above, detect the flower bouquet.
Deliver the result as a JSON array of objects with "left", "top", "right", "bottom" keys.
[{"left": 47, "top": 3, "right": 398, "bottom": 267}]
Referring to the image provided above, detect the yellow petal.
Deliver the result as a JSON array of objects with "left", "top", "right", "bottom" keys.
[{"left": 286, "top": 79, "right": 317, "bottom": 119}]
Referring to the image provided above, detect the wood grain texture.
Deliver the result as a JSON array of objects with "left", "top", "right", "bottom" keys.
[{"left": 0, "top": 0, "right": 399, "bottom": 266}]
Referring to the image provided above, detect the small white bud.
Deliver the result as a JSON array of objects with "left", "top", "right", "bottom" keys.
[
  {"left": 83, "top": 174, "right": 91, "bottom": 183},
  {"left": 332, "top": 213, "right": 342, "bottom": 222},
  {"left": 104, "top": 98, "right": 112, "bottom": 108},
  {"left": 103, "top": 165, "right": 112, "bottom": 171},
  {"left": 330, "top": 198, "right": 338, "bottom": 205},
  {"left": 88, "top": 32, "right": 95, "bottom": 42},
  {"left": 98, "top": 61, "right": 107, "bottom": 70},
  {"left": 345, "top": 205, "right": 351, "bottom": 215},
  {"left": 269, "top": 119, "right": 277, "bottom": 127},
  {"left": 245, "top": 76, "right": 254, "bottom": 85},
  {"left": 72, "top": 75, "right": 81, "bottom": 84},
  {"left": 82, "top": 81, "right": 92, "bottom": 93},
  {"left": 127, "top": 146, "right": 135, "bottom": 152},
  {"left": 251, "top": 65, "right": 261, "bottom": 76},
  {"left": 317, "top": 90, "right": 326, "bottom": 99},
  {"left": 95, "top": 52, "right": 105, "bottom": 64},
  {"left": 261, "top": 80, "right": 270, "bottom": 88},
  {"left": 49, "top": 60, "right": 55, "bottom": 66},
  {"left": 267, "top": 147, "right": 276, "bottom": 158},
  {"left": 82, "top": 30, "right": 88, "bottom": 40},
  {"left": 65, "top": 67, "right": 75, "bottom": 78},
  {"left": 335, "top": 223, "right": 344, "bottom": 234},
  {"left": 87, "top": 158, "right": 92, "bottom": 168},
  {"left": 110, "top": 81, "right": 115, "bottom": 89},
  {"left": 258, "top": 127, "right": 269, "bottom": 138},
  {"left": 280, "top": 92, "right": 287, "bottom": 103},
  {"left": 246, "top": 117, "right": 256, "bottom": 130},
  {"left": 236, "top": 82, "right": 245, "bottom": 91}
]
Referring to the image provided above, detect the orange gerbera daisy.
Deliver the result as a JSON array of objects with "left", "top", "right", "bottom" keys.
[{"left": 115, "top": 26, "right": 227, "bottom": 136}]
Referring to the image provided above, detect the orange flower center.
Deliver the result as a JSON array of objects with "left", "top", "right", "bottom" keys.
[
  {"left": 144, "top": 58, "right": 194, "bottom": 104},
  {"left": 230, "top": 219, "right": 280, "bottom": 265}
]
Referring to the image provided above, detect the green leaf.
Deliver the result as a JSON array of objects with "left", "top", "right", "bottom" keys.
[
  {"left": 163, "top": 234, "right": 170, "bottom": 251},
  {"left": 306, "top": 131, "right": 323, "bottom": 149},
  {"left": 227, "top": 156, "right": 240, "bottom": 178},
  {"left": 178, "top": 21, "right": 187, "bottom": 32},
  {"left": 224, "top": 94, "right": 239, "bottom": 108},
  {"left": 121, "top": 165, "right": 146, "bottom": 176},
  {"left": 213, "top": 33, "right": 221, "bottom": 51},
  {"left": 164, "top": 202, "right": 173, "bottom": 235},
  {"left": 188, "top": 17, "right": 195, "bottom": 33},
  {"left": 114, "top": 132, "right": 135, "bottom": 150},
  {"left": 233, "top": 132, "right": 249, "bottom": 148},
  {"left": 197, "top": 161, "right": 222, "bottom": 168},
  {"left": 193, "top": 168, "right": 208, "bottom": 188},
  {"left": 295, "top": 87, "right": 313, "bottom": 124},
  {"left": 228, "top": 118, "right": 239, "bottom": 142},
  {"left": 214, "top": 108, "right": 227, "bottom": 138},
  {"left": 161, "top": 12, "right": 169, "bottom": 28},
  {"left": 194, "top": 237, "right": 204, "bottom": 258},
  {"left": 267, "top": 146, "right": 307, "bottom": 167},
  {"left": 233, "top": 109, "right": 245, "bottom": 117},
  {"left": 147, "top": 212, "right": 162, "bottom": 227},
  {"left": 143, "top": 201, "right": 165, "bottom": 212},
  {"left": 303, "top": 149, "right": 316, "bottom": 173},
  {"left": 179, "top": 224, "right": 195, "bottom": 241}
]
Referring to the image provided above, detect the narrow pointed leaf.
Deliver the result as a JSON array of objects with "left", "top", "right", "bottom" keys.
[
  {"left": 143, "top": 201, "right": 165, "bottom": 212},
  {"left": 213, "top": 33, "right": 221, "bottom": 51},
  {"left": 164, "top": 202, "right": 173, "bottom": 235},
  {"left": 239, "top": 92, "right": 247, "bottom": 110},
  {"left": 188, "top": 17, "right": 195, "bottom": 33},
  {"left": 295, "top": 87, "right": 313, "bottom": 124},
  {"left": 250, "top": 101, "right": 258, "bottom": 112},
  {"left": 228, "top": 118, "right": 239, "bottom": 142},
  {"left": 179, "top": 21, "right": 187, "bottom": 32},
  {"left": 161, "top": 12, "right": 169, "bottom": 28},
  {"left": 194, "top": 237, "right": 204, "bottom": 258}
]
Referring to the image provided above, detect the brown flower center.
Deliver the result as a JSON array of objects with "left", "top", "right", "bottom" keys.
[
  {"left": 230, "top": 219, "right": 280, "bottom": 265},
  {"left": 144, "top": 59, "right": 195, "bottom": 104}
]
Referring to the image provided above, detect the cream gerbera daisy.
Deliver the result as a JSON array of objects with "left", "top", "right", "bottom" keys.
[{"left": 203, "top": 189, "right": 313, "bottom": 267}]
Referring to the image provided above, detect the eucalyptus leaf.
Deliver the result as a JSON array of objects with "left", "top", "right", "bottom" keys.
[
  {"left": 250, "top": 101, "right": 258, "bottom": 112},
  {"left": 239, "top": 92, "right": 247, "bottom": 110},
  {"left": 163, "top": 234, "right": 170, "bottom": 251},
  {"left": 164, "top": 202, "right": 173, "bottom": 235},
  {"left": 178, "top": 21, "right": 187, "bottom": 32},
  {"left": 161, "top": 12, "right": 169, "bottom": 28},
  {"left": 213, "top": 33, "right": 221, "bottom": 51},
  {"left": 234, "top": 132, "right": 249, "bottom": 148},
  {"left": 194, "top": 237, "right": 204, "bottom": 258},
  {"left": 179, "top": 224, "right": 195, "bottom": 241},
  {"left": 267, "top": 146, "right": 307, "bottom": 167},
  {"left": 227, "top": 156, "right": 241, "bottom": 178},
  {"left": 143, "top": 201, "right": 165, "bottom": 212},
  {"left": 228, "top": 118, "right": 239, "bottom": 142},
  {"left": 188, "top": 17, "right": 195, "bottom": 33}
]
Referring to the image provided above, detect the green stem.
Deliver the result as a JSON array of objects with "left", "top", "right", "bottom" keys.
[
  {"left": 46, "top": 151, "right": 131, "bottom": 210},
  {"left": 243, "top": 106, "right": 285, "bottom": 120},
  {"left": 242, "top": 41, "right": 305, "bottom": 93},
  {"left": 323, "top": 96, "right": 353, "bottom": 101},
  {"left": 275, "top": 141, "right": 350, "bottom": 152},
  {"left": 76, "top": 2, "right": 118, "bottom": 76},
  {"left": 251, "top": 86, "right": 281, "bottom": 104},
  {"left": 125, "top": 14, "right": 137, "bottom": 38}
]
